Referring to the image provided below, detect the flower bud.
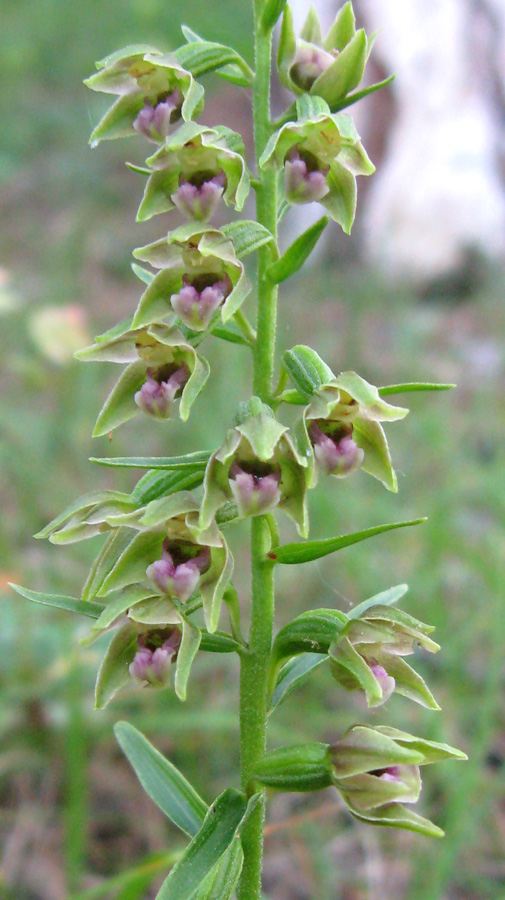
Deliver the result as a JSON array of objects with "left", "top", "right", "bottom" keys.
[
  {"left": 146, "top": 539, "right": 211, "bottom": 602},
  {"left": 229, "top": 462, "right": 282, "bottom": 518},
  {"left": 129, "top": 627, "right": 181, "bottom": 687},
  {"left": 134, "top": 363, "right": 189, "bottom": 418},
  {"left": 284, "top": 148, "right": 330, "bottom": 204},
  {"left": 171, "top": 171, "right": 227, "bottom": 222},
  {"left": 309, "top": 421, "right": 364, "bottom": 477},
  {"left": 171, "top": 273, "right": 232, "bottom": 332},
  {"left": 289, "top": 44, "right": 336, "bottom": 92},
  {"left": 133, "top": 89, "right": 183, "bottom": 141}
]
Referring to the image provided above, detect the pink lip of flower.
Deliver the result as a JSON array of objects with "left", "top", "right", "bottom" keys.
[
  {"left": 289, "top": 45, "right": 336, "bottom": 91},
  {"left": 133, "top": 88, "right": 183, "bottom": 141},
  {"left": 369, "top": 662, "right": 396, "bottom": 704},
  {"left": 129, "top": 630, "right": 181, "bottom": 686},
  {"left": 372, "top": 765, "right": 403, "bottom": 783},
  {"left": 171, "top": 171, "right": 227, "bottom": 222},
  {"left": 134, "top": 365, "right": 189, "bottom": 418},
  {"left": 229, "top": 463, "right": 282, "bottom": 517},
  {"left": 170, "top": 274, "right": 233, "bottom": 331},
  {"left": 309, "top": 423, "right": 364, "bottom": 476},
  {"left": 284, "top": 151, "right": 330, "bottom": 204},
  {"left": 146, "top": 543, "right": 211, "bottom": 602}
]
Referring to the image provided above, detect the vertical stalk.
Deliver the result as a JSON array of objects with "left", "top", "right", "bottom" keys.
[{"left": 238, "top": 6, "right": 278, "bottom": 900}]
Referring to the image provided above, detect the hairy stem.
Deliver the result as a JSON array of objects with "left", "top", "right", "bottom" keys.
[{"left": 238, "top": 7, "right": 278, "bottom": 899}]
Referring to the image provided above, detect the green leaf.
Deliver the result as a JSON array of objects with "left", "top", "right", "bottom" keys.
[
  {"left": 270, "top": 653, "right": 328, "bottom": 712},
  {"left": 267, "top": 217, "right": 328, "bottom": 284},
  {"left": 174, "top": 619, "right": 201, "bottom": 701},
  {"left": 114, "top": 722, "right": 208, "bottom": 836},
  {"left": 155, "top": 788, "right": 250, "bottom": 900},
  {"left": 190, "top": 841, "right": 243, "bottom": 900},
  {"left": 9, "top": 584, "right": 104, "bottom": 619},
  {"left": 261, "top": 0, "right": 287, "bottom": 33},
  {"left": 347, "top": 584, "right": 408, "bottom": 620},
  {"left": 221, "top": 221, "right": 275, "bottom": 258},
  {"left": 81, "top": 528, "right": 134, "bottom": 602},
  {"left": 268, "top": 519, "right": 426, "bottom": 564},
  {"left": 91, "top": 451, "right": 211, "bottom": 470},
  {"left": 175, "top": 40, "right": 254, "bottom": 86},
  {"left": 95, "top": 624, "right": 139, "bottom": 708},
  {"left": 331, "top": 74, "right": 396, "bottom": 112},
  {"left": 378, "top": 382, "right": 456, "bottom": 397},
  {"left": 131, "top": 468, "right": 206, "bottom": 506},
  {"left": 282, "top": 345, "right": 334, "bottom": 399}
]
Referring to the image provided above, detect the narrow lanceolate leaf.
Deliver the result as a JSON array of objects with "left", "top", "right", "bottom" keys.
[
  {"left": 9, "top": 584, "right": 104, "bottom": 618},
  {"left": 266, "top": 217, "right": 329, "bottom": 284},
  {"left": 378, "top": 382, "right": 456, "bottom": 397},
  {"left": 131, "top": 468, "right": 206, "bottom": 506},
  {"left": 155, "top": 789, "right": 250, "bottom": 900},
  {"left": 114, "top": 722, "right": 208, "bottom": 836},
  {"left": 190, "top": 842, "right": 243, "bottom": 900},
  {"left": 268, "top": 519, "right": 427, "bottom": 564},
  {"left": 332, "top": 74, "right": 396, "bottom": 112},
  {"left": 261, "top": 0, "right": 287, "bottom": 32},
  {"left": 90, "top": 451, "right": 211, "bottom": 470},
  {"left": 221, "top": 221, "right": 275, "bottom": 258},
  {"left": 347, "top": 584, "right": 408, "bottom": 620},
  {"left": 270, "top": 653, "right": 328, "bottom": 712}
]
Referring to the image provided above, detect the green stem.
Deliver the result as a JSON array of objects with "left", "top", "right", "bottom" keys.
[{"left": 238, "top": 7, "right": 278, "bottom": 899}]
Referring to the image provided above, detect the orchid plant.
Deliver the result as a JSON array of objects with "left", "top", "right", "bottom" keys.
[{"left": 12, "top": 3, "right": 466, "bottom": 898}]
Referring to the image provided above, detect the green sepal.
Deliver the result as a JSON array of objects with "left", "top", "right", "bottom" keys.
[
  {"left": 300, "top": 5, "right": 322, "bottom": 43},
  {"left": 267, "top": 216, "right": 328, "bottom": 283},
  {"left": 371, "top": 727, "right": 467, "bottom": 765},
  {"left": 349, "top": 803, "right": 445, "bottom": 839},
  {"left": 114, "top": 721, "right": 208, "bottom": 836},
  {"left": 332, "top": 74, "right": 395, "bottom": 113},
  {"left": 81, "top": 528, "right": 134, "bottom": 602},
  {"left": 311, "top": 29, "right": 367, "bottom": 105},
  {"left": 174, "top": 618, "right": 201, "bottom": 700},
  {"left": 94, "top": 622, "right": 139, "bottom": 709},
  {"left": 254, "top": 743, "right": 333, "bottom": 792},
  {"left": 277, "top": 5, "right": 297, "bottom": 91},
  {"left": 329, "top": 636, "right": 385, "bottom": 707},
  {"left": 268, "top": 518, "right": 426, "bottom": 564},
  {"left": 348, "top": 583, "right": 408, "bottom": 619},
  {"left": 34, "top": 489, "right": 135, "bottom": 543},
  {"left": 324, "top": 2, "right": 356, "bottom": 51}
]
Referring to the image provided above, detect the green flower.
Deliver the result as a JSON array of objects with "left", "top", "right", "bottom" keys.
[
  {"left": 260, "top": 104, "right": 374, "bottom": 233},
  {"left": 278, "top": 2, "right": 372, "bottom": 106},
  {"left": 84, "top": 45, "right": 204, "bottom": 145},
  {"left": 136, "top": 122, "right": 250, "bottom": 222},
  {"left": 329, "top": 725, "right": 467, "bottom": 837},
  {"left": 302, "top": 371, "right": 408, "bottom": 492},
  {"left": 329, "top": 605, "right": 440, "bottom": 709},
  {"left": 131, "top": 223, "right": 250, "bottom": 331},
  {"left": 200, "top": 400, "right": 309, "bottom": 537},
  {"left": 76, "top": 322, "right": 210, "bottom": 436}
]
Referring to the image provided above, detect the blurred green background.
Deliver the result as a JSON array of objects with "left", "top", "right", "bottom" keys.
[{"left": 1, "top": 1, "right": 504, "bottom": 898}]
